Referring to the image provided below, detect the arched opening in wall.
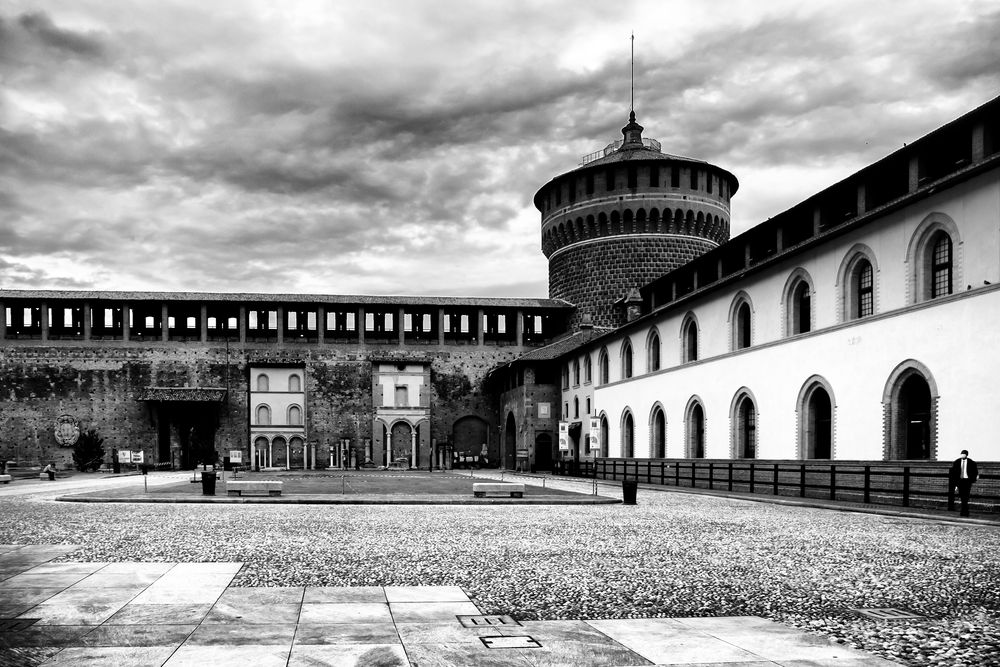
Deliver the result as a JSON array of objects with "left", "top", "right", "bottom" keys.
[
  {"left": 929, "top": 232, "right": 954, "bottom": 299},
  {"left": 598, "top": 347, "right": 609, "bottom": 385},
  {"left": 453, "top": 415, "right": 490, "bottom": 467},
  {"left": 535, "top": 432, "right": 553, "bottom": 472},
  {"left": 287, "top": 405, "right": 302, "bottom": 425},
  {"left": 621, "top": 340, "right": 633, "bottom": 379},
  {"left": 289, "top": 374, "right": 301, "bottom": 392},
  {"left": 636, "top": 208, "right": 647, "bottom": 232},
  {"left": 786, "top": 277, "right": 812, "bottom": 336},
  {"left": 730, "top": 295, "right": 753, "bottom": 350},
  {"left": 686, "top": 401, "right": 705, "bottom": 458},
  {"left": 600, "top": 414, "right": 609, "bottom": 457},
  {"left": 621, "top": 410, "right": 634, "bottom": 457},
  {"left": 650, "top": 208, "right": 660, "bottom": 231},
  {"left": 907, "top": 214, "right": 961, "bottom": 303},
  {"left": 254, "top": 436, "right": 269, "bottom": 469},
  {"left": 289, "top": 436, "right": 305, "bottom": 469},
  {"left": 504, "top": 413, "right": 517, "bottom": 469},
  {"left": 731, "top": 392, "right": 757, "bottom": 459},
  {"left": 256, "top": 374, "right": 269, "bottom": 392},
  {"left": 646, "top": 329, "right": 660, "bottom": 372},
  {"left": 681, "top": 313, "right": 698, "bottom": 363},
  {"left": 390, "top": 421, "right": 414, "bottom": 467},
  {"left": 883, "top": 362, "right": 938, "bottom": 461},
  {"left": 651, "top": 406, "right": 666, "bottom": 458},
  {"left": 610, "top": 211, "right": 621, "bottom": 234},
  {"left": 839, "top": 246, "right": 878, "bottom": 321},
  {"left": 598, "top": 213, "right": 608, "bottom": 236},
  {"left": 623, "top": 209, "right": 634, "bottom": 234},
  {"left": 802, "top": 385, "right": 832, "bottom": 459},
  {"left": 272, "top": 436, "right": 288, "bottom": 469},
  {"left": 256, "top": 404, "right": 271, "bottom": 426}
]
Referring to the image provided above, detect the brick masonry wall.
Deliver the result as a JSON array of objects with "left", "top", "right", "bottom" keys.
[
  {"left": 0, "top": 341, "right": 527, "bottom": 469},
  {"left": 549, "top": 236, "right": 717, "bottom": 328}
]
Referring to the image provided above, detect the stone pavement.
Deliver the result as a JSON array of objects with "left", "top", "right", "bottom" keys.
[{"left": 0, "top": 545, "right": 899, "bottom": 666}]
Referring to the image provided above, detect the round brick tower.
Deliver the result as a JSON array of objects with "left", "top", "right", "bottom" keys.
[{"left": 534, "top": 111, "right": 738, "bottom": 327}]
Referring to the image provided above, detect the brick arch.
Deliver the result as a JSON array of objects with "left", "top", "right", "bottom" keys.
[
  {"left": 796, "top": 375, "right": 837, "bottom": 460},
  {"left": 881, "top": 359, "right": 939, "bottom": 461},
  {"left": 649, "top": 402, "right": 667, "bottom": 458},
  {"left": 729, "top": 387, "right": 758, "bottom": 459}
]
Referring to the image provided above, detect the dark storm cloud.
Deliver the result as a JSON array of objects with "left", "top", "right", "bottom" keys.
[{"left": 15, "top": 11, "right": 105, "bottom": 59}]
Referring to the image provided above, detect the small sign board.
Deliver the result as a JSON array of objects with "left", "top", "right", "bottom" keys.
[
  {"left": 516, "top": 448, "right": 528, "bottom": 457},
  {"left": 229, "top": 450, "right": 243, "bottom": 463},
  {"left": 558, "top": 421, "right": 570, "bottom": 451},
  {"left": 588, "top": 417, "right": 600, "bottom": 451},
  {"left": 118, "top": 450, "right": 132, "bottom": 464},
  {"left": 537, "top": 402, "right": 550, "bottom": 419},
  {"left": 131, "top": 451, "right": 144, "bottom": 464}
]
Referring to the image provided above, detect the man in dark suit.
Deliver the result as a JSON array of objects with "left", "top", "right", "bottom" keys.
[{"left": 949, "top": 450, "right": 978, "bottom": 517}]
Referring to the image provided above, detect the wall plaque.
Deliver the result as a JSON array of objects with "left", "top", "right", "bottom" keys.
[{"left": 53, "top": 415, "right": 80, "bottom": 447}]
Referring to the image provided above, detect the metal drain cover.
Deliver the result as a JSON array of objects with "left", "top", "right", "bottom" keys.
[
  {"left": 0, "top": 618, "right": 40, "bottom": 632},
  {"left": 852, "top": 608, "right": 925, "bottom": 621},
  {"left": 458, "top": 615, "right": 521, "bottom": 628},
  {"left": 481, "top": 635, "right": 542, "bottom": 649}
]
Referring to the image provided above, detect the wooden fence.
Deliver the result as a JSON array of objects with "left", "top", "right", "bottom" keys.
[{"left": 552, "top": 458, "right": 1000, "bottom": 513}]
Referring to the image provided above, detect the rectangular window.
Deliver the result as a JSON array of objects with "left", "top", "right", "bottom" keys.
[
  {"left": 670, "top": 166, "right": 680, "bottom": 188},
  {"left": 497, "top": 314, "right": 506, "bottom": 333},
  {"left": 395, "top": 386, "right": 408, "bottom": 407},
  {"left": 605, "top": 168, "right": 615, "bottom": 191},
  {"left": 64, "top": 309, "right": 73, "bottom": 327},
  {"left": 404, "top": 313, "right": 413, "bottom": 332},
  {"left": 423, "top": 313, "right": 432, "bottom": 330},
  {"left": 307, "top": 312, "right": 317, "bottom": 330},
  {"left": 585, "top": 173, "right": 594, "bottom": 195},
  {"left": 345, "top": 312, "right": 356, "bottom": 330},
  {"left": 186, "top": 316, "right": 197, "bottom": 329},
  {"left": 534, "top": 315, "right": 543, "bottom": 333},
  {"left": 228, "top": 317, "right": 238, "bottom": 329},
  {"left": 384, "top": 313, "right": 394, "bottom": 331},
  {"left": 707, "top": 173, "right": 713, "bottom": 194},
  {"left": 148, "top": 316, "right": 157, "bottom": 329},
  {"left": 586, "top": 397, "right": 591, "bottom": 414},
  {"left": 5, "top": 308, "right": 11, "bottom": 327},
  {"left": 287, "top": 311, "right": 297, "bottom": 329},
  {"left": 248, "top": 312, "right": 257, "bottom": 329},
  {"left": 444, "top": 314, "right": 451, "bottom": 331},
  {"left": 690, "top": 169, "right": 698, "bottom": 190},
  {"left": 104, "top": 309, "right": 114, "bottom": 328},
  {"left": 207, "top": 317, "right": 216, "bottom": 329},
  {"left": 460, "top": 314, "right": 469, "bottom": 333},
  {"left": 627, "top": 166, "right": 637, "bottom": 189},
  {"left": 649, "top": 166, "right": 659, "bottom": 187},
  {"left": 365, "top": 313, "right": 375, "bottom": 331},
  {"left": 326, "top": 312, "right": 336, "bottom": 330},
  {"left": 267, "top": 311, "right": 277, "bottom": 329}
]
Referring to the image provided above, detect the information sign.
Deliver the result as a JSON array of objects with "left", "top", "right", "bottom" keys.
[
  {"left": 229, "top": 450, "right": 243, "bottom": 463},
  {"left": 118, "top": 450, "right": 132, "bottom": 464},
  {"left": 558, "top": 421, "right": 569, "bottom": 451},
  {"left": 132, "top": 451, "right": 144, "bottom": 464}
]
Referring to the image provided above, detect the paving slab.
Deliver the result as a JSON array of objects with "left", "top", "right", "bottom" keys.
[{"left": 287, "top": 643, "right": 409, "bottom": 666}]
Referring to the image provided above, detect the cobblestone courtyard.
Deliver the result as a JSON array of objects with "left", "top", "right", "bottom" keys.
[{"left": 1, "top": 475, "right": 998, "bottom": 665}]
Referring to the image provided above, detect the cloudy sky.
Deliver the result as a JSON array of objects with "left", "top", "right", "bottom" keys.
[{"left": 1, "top": 1, "right": 998, "bottom": 298}]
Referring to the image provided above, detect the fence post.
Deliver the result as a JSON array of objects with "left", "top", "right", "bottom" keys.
[
  {"left": 728, "top": 462, "right": 733, "bottom": 491},
  {"left": 749, "top": 463, "right": 755, "bottom": 494},
  {"left": 708, "top": 462, "right": 714, "bottom": 490},
  {"left": 660, "top": 461, "right": 665, "bottom": 486},
  {"left": 773, "top": 463, "right": 779, "bottom": 496},
  {"left": 864, "top": 465, "right": 871, "bottom": 504},
  {"left": 830, "top": 465, "right": 837, "bottom": 501},
  {"left": 690, "top": 461, "right": 696, "bottom": 488},
  {"left": 674, "top": 460, "right": 680, "bottom": 486},
  {"left": 800, "top": 464, "right": 806, "bottom": 498},
  {"left": 902, "top": 466, "right": 910, "bottom": 507},
  {"left": 647, "top": 461, "right": 652, "bottom": 485}
]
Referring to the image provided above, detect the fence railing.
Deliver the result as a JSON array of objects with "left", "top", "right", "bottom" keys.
[{"left": 551, "top": 458, "right": 1000, "bottom": 513}]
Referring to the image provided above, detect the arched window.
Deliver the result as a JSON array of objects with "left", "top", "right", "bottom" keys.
[
  {"left": 681, "top": 313, "right": 698, "bottom": 363},
  {"left": 839, "top": 245, "right": 878, "bottom": 321},
  {"left": 621, "top": 340, "right": 633, "bottom": 379},
  {"left": 572, "top": 359, "right": 580, "bottom": 385},
  {"left": 562, "top": 364, "right": 570, "bottom": 389},
  {"left": 600, "top": 414, "right": 609, "bottom": 457},
  {"left": 686, "top": 399, "right": 705, "bottom": 458},
  {"left": 573, "top": 397, "right": 579, "bottom": 419},
  {"left": 584, "top": 354, "right": 592, "bottom": 384},
  {"left": 598, "top": 347, "right": 609, "bottom": 385},
  {"left": 907, "top": 213, "right": 961, "bottom": 303},
  {"left": 287, "top": 405, "right": 302, "bottom": 425},
  {"left": 621, "top": 410, "right": 634, "bottom": 457},
  {"left": 289, "top": 374, "right": 301, "bottom": 392},
  {"left": 730, "top": 294, "right": 753, "bottom": 350},
  {"left": 930, "top": 233, "right": 953, "bottom": 298},
  {"left": 783, "top": 270, "right": 813, "bottom": 336},
  {"left": 256, "top": 374, "right": 269, "bottom": 392},
  {"left": 650, "top": 406, "right": 666, "bottom": 458},
  {"left": 256, "top": 404, "right": 271, "bottom": 425},
  {"left": 730, "top": 391, "right": 757, "bottom": 459},
  {"left": 646, "top": 329, "right": 661, "bottom": 372}
]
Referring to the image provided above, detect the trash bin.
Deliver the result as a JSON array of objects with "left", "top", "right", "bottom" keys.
[
  {"left": 622, "top": 479, "right": 638, "bottom": 505},
  {"left": 201, "top": 471, "right": 217, "bottom": 496}
]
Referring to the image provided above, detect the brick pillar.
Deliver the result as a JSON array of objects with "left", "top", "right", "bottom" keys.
[
  {"left": 477, "top": 309, "right": 484, "bottom": 346},
  {"left": 438, "top": 308, "right": 445, "bottom": 346},
  {"left": 200, "top": 304, "right": 208, "bottom": 343},
  {"left": 82, "top": 303, "right": 90, "bottom": 341},
  {"left": 276, "top": 307, "right": 284, "bottom": 345},
  {"left": 238, "top": 306, "right": 246, "bottom": 344},
  {"left": 398, "top": 307, "right": 405, "bottom": 346},
  {"left": 40, "top": 302, "right": 48, "bottom": 341},
  {"left": 0, "top": 300, "right": 5, "bottom": 340},
  {"left": 515, "top": 309, "right": 523, "bottom": 346},
  {"left": 161, "top": 304, "right": 169, "bottom": 341},
  {"left": 358, "top": 307, "right": 365, "bottom": 344},
  {"left": 317, "top": 306, "right": 325, "bottom": 345},
  {"left": 122, "top": 303, "right": 129, "bottom": 341}
]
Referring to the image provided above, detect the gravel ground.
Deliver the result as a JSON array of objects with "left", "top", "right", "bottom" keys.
[{"left": 2, "top": 485, "right": 998, "bottom": 666}]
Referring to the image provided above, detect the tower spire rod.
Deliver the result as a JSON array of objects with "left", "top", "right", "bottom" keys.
[{"left": 630, "top": 32, "right": 635, "bottom": 114}]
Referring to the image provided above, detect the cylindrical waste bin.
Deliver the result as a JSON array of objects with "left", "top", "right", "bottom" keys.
[
  {"left": 201, "top": 471, "right": 217, "bottom": 496},
  {"left": 622, "top": 479, "right": 638, "bottom": 505}
]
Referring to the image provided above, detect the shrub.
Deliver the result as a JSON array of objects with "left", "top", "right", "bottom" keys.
[{"left": 72, "top": 428, "right": 105, "bottom": 472}]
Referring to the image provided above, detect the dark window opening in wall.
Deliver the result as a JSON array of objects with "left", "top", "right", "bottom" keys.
[
  {"left": 247, "top": 308, "right": 278, "bottom": 341},
  {"left": 523, "top": 313, "right": 553, "bottom": 345},
  {"left": 690, "top": 169, "right": 698, "bottom": 190},
  {"left": 584, "top": 355, "right": 592, "bottom": 383},
  {"left": 89, "top": 303, "right": 123, "bottom": 340},
  {"left": 483, "top": 309, "right": 517, "bottom": 345},
  {"left": 573, "top": 397, "right": 579, "bottom": 419},
  {"left": 735, "top": 302, "right": 752, "bottom": 350},
  {"left": 568, "top": 178, "right": 576, "bottom": 204},
  {"left": 649, "top": 165, "right": 660, "bottom": 187},
  {"left": 622, "top": 412, "right": 634, "bottom": 457},
  {"left": 805, "top": 387, "right": 832, "bottom": 459},
  {"left": 130, "top": 306, "right": 161, "bottom": 340},
  {"left": 736, "top": 396, "right": 756, "bottom": 459},
  {"left": 670, "top": 166, "right": 680, "bottom": 188},
  {"left": 165, "top": 304, "right": 202, "bottom": 341},
  {"left": 48, "top": 304, "right": 85, "bottom": 339},
  {"left": 788, "top": 281, "right": 811, "bottom": 335},
  {"left": 562, "top": 365, "right": 570, "bottom": 389},
  {"left": 573, "top": 359, "right": 580, "bottom": 385},
  {"left": 900, "top": 374, "right": 932, "bottom": 459},
  {"left": 586, "top": 397, "right": 591, "bottom": 414},
  {"left": 688, "top": 403, "right": 705, "bottom": 458},
  {"left": 285, "top": 308, "right": 318, "bottom": 341},
  {"left": 621, "top": 340, "right": 633, "bottom": 379},
  {"left": 707, "top": 173, "right": 713, "bottom": 194},
  {"left": 918, "top": 121, "right": 974, "bottom": 185},
  {"left": 857, "top": 261, "right": 874, "bottom": 318},
  {"left": 585, "top": 172, "right": 594, "bottom": 194},
  {"left": 627, "top": 165, "right": 637, "bottom": 189},
  {"left": 605, "top": 167, "right": 615, "bottom": 191},
  {"left": 600, "top": 415, "right": 609, "bottom": 457},
  {"left": 444, "top": 308, "right": 478, "bottom": 344},
  {"left": 206, "top": 305, "right": 240, "bottom": 340},
  {"left": 647, "top": 333, "right": 660, "bottom": 372},
  {"left": 554, "top": 185, "right": 562, "bottom": 206},
  {"left": 598, "top": 349, "right": 609, "bottom": 385},
  {"left": 931, "top": 234, "right": 953, "bottom": 298},
  {"left": 683, "top": 319, "right": 698, "bottom": 362},
  {"left": 652, "top": 408, "right": 665, "bottom": 458},
  {"left": 404, "top": 310, "right": 437, "bottom": 344}
]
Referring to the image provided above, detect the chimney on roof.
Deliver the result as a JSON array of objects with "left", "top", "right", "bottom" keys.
[
  {"left": 624, "top": 288, "right": 643, "bottom": 322},
  {"left": 579, "top": 313, "right": 594, "bottom": 330}
]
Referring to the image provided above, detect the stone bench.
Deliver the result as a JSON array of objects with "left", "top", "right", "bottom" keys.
[
  {"left": 0, "top": 475, "right": 11, "bottom": 484},
  {"left": 473, "top": 482, "right": 524, "bottom": 498},
  {"left": 226, "top": 480, "right": 282, "bottom": 497}
]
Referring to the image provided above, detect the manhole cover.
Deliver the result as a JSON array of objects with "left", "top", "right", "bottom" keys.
[
  {"left": 0, "top": 619, "right": 39, "bottom": 632},
  {"left": 481, "top": 635, "right": 542, "bottom": 649},
  {"left": 458, "top": 615, "right": 522, "bottom": 628},
  {"left": 852, "top": 608, "right": 925, "bottom": 621}
]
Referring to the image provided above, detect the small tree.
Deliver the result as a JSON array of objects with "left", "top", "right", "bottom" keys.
[{"left": 72, "top": 428, "right": 105, "bottom": 472}]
